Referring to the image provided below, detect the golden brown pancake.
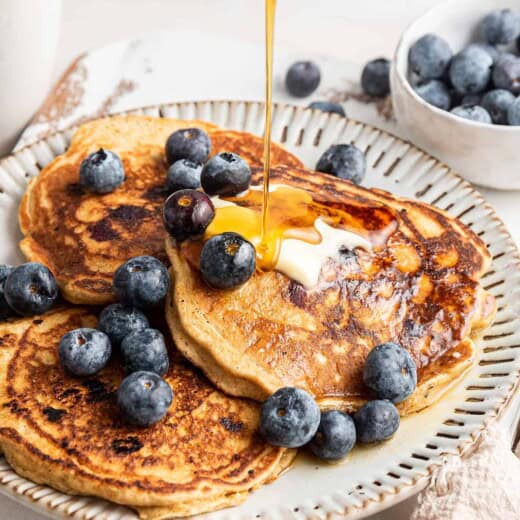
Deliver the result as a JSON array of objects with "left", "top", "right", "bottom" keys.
[
  {"left": 0, "top": 307, "right": 295, "bottom": 519},
  {"left": 166, "top": 166, "right": 496, "bottom": 413},
  {"left": 19, "top": 116, "right": 303, "bottom": 305}
]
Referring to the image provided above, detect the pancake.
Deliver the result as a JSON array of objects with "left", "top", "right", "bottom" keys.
[
  {"left": 0, "top": 307, "right": 295, "bottom": 518},
  {"left": 19, "top": 116, "right": 303, "bottom": 305},
  {"left": 166, "top": 166, "right": 496, "bottom": 413}
]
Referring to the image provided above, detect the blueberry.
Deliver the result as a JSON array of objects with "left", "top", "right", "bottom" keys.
[
  {"left": 113, "top": 256, "right": 169, "bottom": 309},
  {"left": 316, "top": 144, "right": 366, "bottom": 184},
  {"left": 450, "top": 105, "right": 492, "bottom": 124},
  {"left": 59, "top": 328, "right": 112, "bottom": 377},
  {"left": 507, "top": 96, "right": 520, "bottom": 125},
  {"left": 165, "top": 128, "right": 211, "bottom": 165},
  {"left": 466, "top": 43, "right": 500, "bottom": 64},
  {"left": 166, "top": 159, "right": 202, "bottom": 193},
  {"left": 449, "top": 47, "right": 492, "bottom": 95},
  {"left": 480, "top": 9, "right": 520, "bottom": 45},
  {"left": 354, "top": 400, "right": 400, "bottom": 443},
  {"left": 121, "top": 328, "right": 169, "bottom": 376},
  {"left": 363, "top": 342, "right": 417, "bottom": 403},
  {"left": 163, "top": 189, "right": 215, "bottom": 242},
  {"left": 98, "top": 303, "right": 149, "bottom": 347},
  {"left": 361, "top": 58, "right": 391, "bottom": 97},
  {"left": 308, "top": 101, "right": 346, "bottom": 117},
  {"left": 260, "top": 387, "right": 320, "bottom": 448},
  {"left": 79, "top": 149, "right": 125, "bottom": 194},
  {"left": 408, "top": 34, "right": 452, "bottom": 81},
  {"left": 285, "top": 61, "right": 321, "bottom": 97},
  {"left": 481, "top": 89, "right": 515, "bottom": 124},
  {"left": 118, "top": 371, "right": 173, "bottom": 426},
  {"left": 200, "top": 232, "right": 256, "bottom": 289},
  {"left": 200, "top": 152, "right": 252, "bottom": 196},
  {"left": 492, "top": 54, "right": 520, "bottom": 94},
  {"left": 414, "top": 80, "right": 451, "bottom": 110},
  {"left": 461, "top": 93, "right": 482, "bottom": 107},
  {"left": 308, "top": 410, "right": 356, "bottom": 461},
  {"left": 4, "top": 263, "right": 58, "bottom": 316},
  {"left": 0, "top": 265, "right": 14, "bottom": 320}
]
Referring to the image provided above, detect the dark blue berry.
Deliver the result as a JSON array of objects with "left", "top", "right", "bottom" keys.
[
  {"left": 450, "top": 105, "right": 492, "bottom": 124},
  {"left": 163, "top": 189, "right": 215, "bottom": 242},
  {"left": 316, "top": 144, "right": 366, "bottom": 184},
  {"left": 481, "top": 89, "right": 515, "bottom": 124},
  {"left": 466, "top": 43, "right": 500, "bottom": 64},
  {"left": 98, "top": 303, "right": 149, "bottom": 347},
  {"left": 59, "top": 328, "right": 112, "bottom": 377},
  {"left": 0, "top": 265, "right": 15, "bottom": 320},
  {"left": 492, "top": 54, "right": 520, "bottom": 94},
  {"left": 165, "top": 128, "right": 211, "bottom": 165},
  {"left": 166, "top": 159, "right": 202, "bottom": 193},
  {"left": 480, "top": 9, "right": 520, "bottom": 45},
  {"left": 285, "top": 61, "right": 321, "bottom": 98},
  {"left": 200, "top": 152, "right": 251, "bottom": 196},
  {"left": 260, "top": 387, "right": 320, "bottom": 448},
  {"left": 121, "top": 328, "right": 169, "bottom": 376},
  {"left": 363, "top": 342, "right": 417, "bottom": 403},
  {"left": 361, "top": 58, "right": 391, "bottom": 97},
  {"left": 414, "top": 80, "right": 451, "bottom": 110},
  {"left": 79, "top": 149, "right": 125, "bottom": 194},
  {"left": 308, "top": 410, "right": 356, "bottom": 461},
  {"left": 408, "top": 34, "right": 452, "bottom": 80},
  {"left": 117, "top": 371, "right": 173, "bottom": 426},
  {"left": 4, "top": 263, "right": 58, "bottom": 316},
  {"left": 449, "top": 47, "right": 492, "bottom": 95},
  {"left": 308, "top": 101, "right": 346, "bottom": 117},
  {"left": 200, "top": 232, "right": 256, "bottom": 289},
  {"left": 507, "top": 96, "right": 520, "bottom": 125},
  {"left": 354, "top": 400, "right": 400, "bottom": 443},
  {"left": 113, "top": 256, "right": 169, "bottom": 309}
]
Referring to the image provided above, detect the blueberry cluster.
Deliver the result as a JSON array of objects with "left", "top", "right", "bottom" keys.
[
  {"left": 408, "top": 9, "right": 520, "bottom": 125},
  {"left": 59, "top": 256, "right": 173, "bottom": 426},
  {"left": 162, "top": 128, "right": 257, "bottom": 290},
  {"left": 259, "top": 342, "right": 417, "bottom": 459},
  {"left": 0, "top": 262, "right": 59, "bottom": 320}
]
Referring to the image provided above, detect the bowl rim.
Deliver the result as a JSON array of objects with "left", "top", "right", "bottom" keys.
[{"left": 392, "top": 0, "right": 520, "bottom": 132}]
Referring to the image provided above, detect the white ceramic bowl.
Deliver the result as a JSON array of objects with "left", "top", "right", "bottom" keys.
[{"left": 391, "top": 0, "right": 520, "bottom": 190}]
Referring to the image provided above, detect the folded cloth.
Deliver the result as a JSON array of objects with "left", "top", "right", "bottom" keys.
[{"left": 411, "top": 422, "right": 520, "bottom": 520}]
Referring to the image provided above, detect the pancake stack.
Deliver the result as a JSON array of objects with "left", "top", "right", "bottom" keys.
[{"left": 0, "top": 115, "right": 496, "bottom": 517}]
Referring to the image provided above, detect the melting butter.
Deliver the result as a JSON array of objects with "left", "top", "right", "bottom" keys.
[
  {"left": 276, "top": 218, "right": 371, "bottom": 288},
  {"left": 209, "top": 186, "right": 372, "bottom": 289}
]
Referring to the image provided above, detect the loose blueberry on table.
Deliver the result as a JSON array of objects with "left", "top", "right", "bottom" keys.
[
  {"left": 308, "top": 101, "right": 346, "bottom": 117},
  {"left": 285, "top": 61, "right": 321, "bottom": 98},
  {"left": 361, "top": 58, "right": 391, "bottom": 97}
]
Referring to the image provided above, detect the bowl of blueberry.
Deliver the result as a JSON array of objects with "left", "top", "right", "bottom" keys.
[{"left": 391, "top": 0, "right": 520, "bottom": 190}]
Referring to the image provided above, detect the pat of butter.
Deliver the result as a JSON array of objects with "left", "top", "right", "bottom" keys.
[{"left": 276, "top": 218, "right": 371, "bottom": 288}]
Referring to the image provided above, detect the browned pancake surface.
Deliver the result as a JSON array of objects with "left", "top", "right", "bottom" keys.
[
  {"left": 19, "top": 116, "right": 303, "bottom": 305},
  {"left": 0, "top": 308, "right": 293, "bottom": 513},
  {"left": 168, "top": 166, "right": 496, "bottom": 408}
]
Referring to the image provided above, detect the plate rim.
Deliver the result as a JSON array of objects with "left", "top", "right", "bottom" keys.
[{"left": 0, "top": 99, "right": 519, "bottom": 520}]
